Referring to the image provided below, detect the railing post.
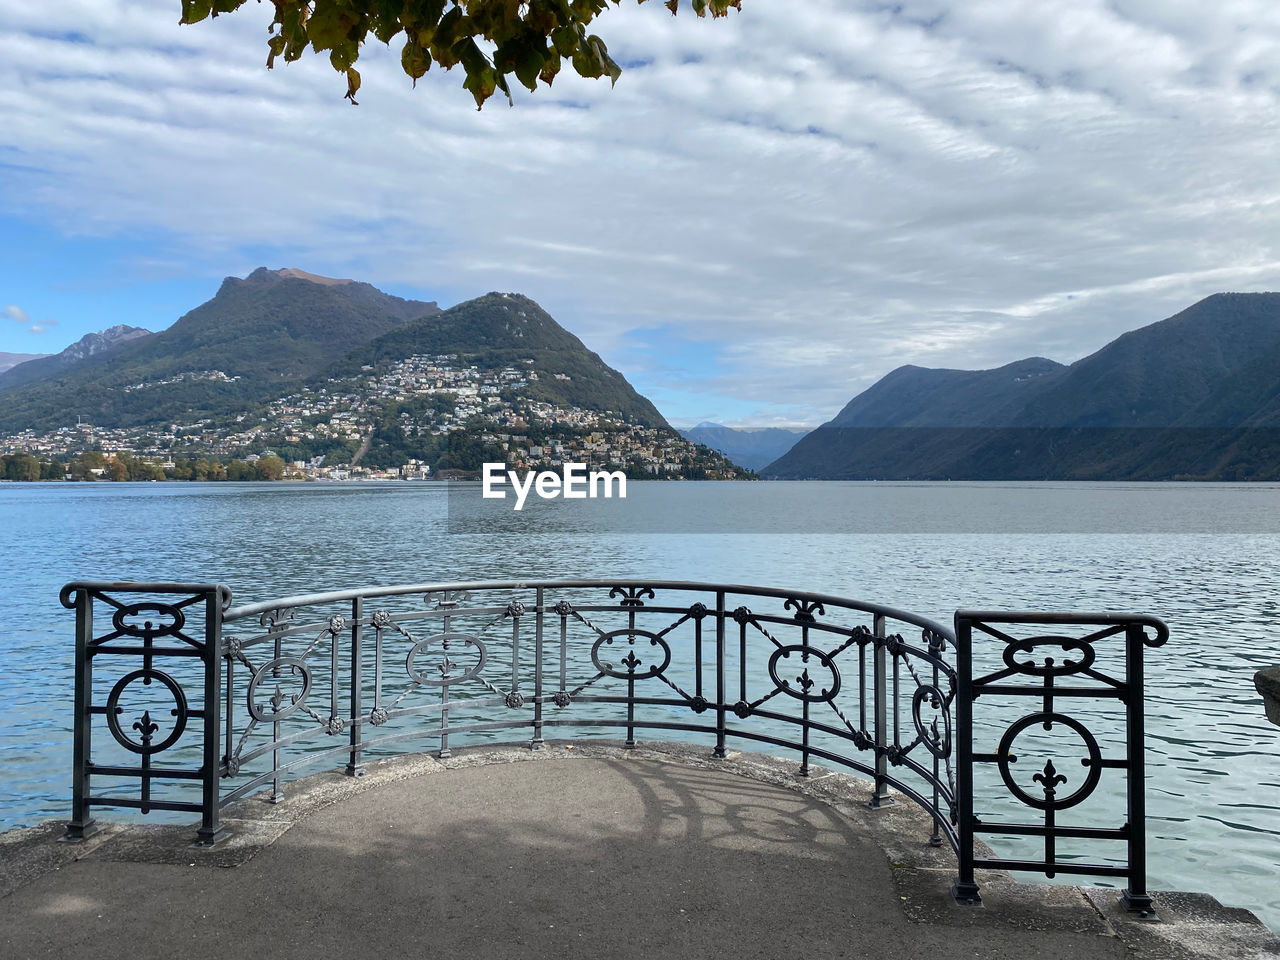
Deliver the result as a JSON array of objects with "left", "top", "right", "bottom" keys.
[
  {"left": 271, "top": 616, "right": 285, "bottom": 802},
  {"left": 929, "top": 629, "right": 944, "bottom": 847},
  {"left": 196, "top": 587, "right": 226, "bottom": 845},
  {"left": 532, "top": 588, "right": 545, "bottom": 750},
  {"left": 345, "top": 596, "right": 365, "bottom": 777},
  {"left": 950, "top": 613, "right": 981, "bottom": 905},
  {"left": 713, "top": 589, "right": 727, "bottom": 759},
  {"left": 868, "top": 613, "right": 895, "bottom": 808},
  {"left": 65, "top": 587, "right": 98, "bottom": 841},
  {"left": 1121, "top": 621, "right": 1153, "bottom": 915}
]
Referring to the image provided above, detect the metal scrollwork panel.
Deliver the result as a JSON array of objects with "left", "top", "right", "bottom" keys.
[
  {"left": 954, "top": 611, "right": 1166, "bottom": 910},
  {"left": 591, "top": 629, "right": 671, "bottom": 680},
  {"left": 911, "top": 684, "right": 952, "bottom": 759},
  {"left": 111, "top": 603, "right": 186, "bottom": 639},
  {"left": 766, "top": 645, "right": 841, "bottom": 703},
  {"left": 1002, "top": 636, "right": 1097, "bottom": 677},
  {"left": 246, "top": 657, "right": 313, "bottom": 722},
  {"left": 405, "top": 632, "right": 488, "bottom": 686}
]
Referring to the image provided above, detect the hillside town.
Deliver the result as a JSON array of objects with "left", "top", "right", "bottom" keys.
[{"left": 0, "top": 354, "right": 746, "bottom": 481}]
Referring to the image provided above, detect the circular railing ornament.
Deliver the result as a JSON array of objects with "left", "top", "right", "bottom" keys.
[
  {"left": 105, "top": 669, "right": 189, "bottom": 754},
  {"left": 996, "top": 712, "right": 1102, "bottom": 810}
]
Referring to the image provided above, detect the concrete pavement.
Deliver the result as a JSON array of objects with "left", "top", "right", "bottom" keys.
[{"left": 1, "top": 742, "right": 1276, "bottom": 960}]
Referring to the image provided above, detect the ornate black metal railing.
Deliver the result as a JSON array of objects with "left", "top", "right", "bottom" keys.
[
  {"left": 952, "top": 611, "right": 1168, "bottom": 914},
  {"left": 59, "top": 579, "right": 1165, "bottom": 910}
]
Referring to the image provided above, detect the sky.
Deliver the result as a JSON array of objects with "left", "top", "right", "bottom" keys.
[{"left": 3, "top": 1, "right": 1280, "bottom": 428}]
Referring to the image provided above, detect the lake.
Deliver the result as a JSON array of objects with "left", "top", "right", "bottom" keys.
[{"left": 1, "top": 480, "right": 1278, "bottom": 930}]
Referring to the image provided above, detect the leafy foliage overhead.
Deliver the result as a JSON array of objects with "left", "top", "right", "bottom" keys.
[{"left": 179, "top": 1, "right": 742, "bottom": 107}]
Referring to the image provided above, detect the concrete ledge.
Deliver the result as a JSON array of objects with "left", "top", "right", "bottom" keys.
[{"left": 2, "top": 741, "right": 1277, "bottom": 960}]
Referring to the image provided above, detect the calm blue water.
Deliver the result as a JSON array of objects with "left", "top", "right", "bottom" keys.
[{"left": 1, "top": 481, "right": 1278, "bottom": 930}]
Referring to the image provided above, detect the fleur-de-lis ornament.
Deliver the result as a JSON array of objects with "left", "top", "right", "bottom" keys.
[
  {"left": 785, "top": 597, "right": 825, "bottom": 623},
  {"left": 133, "top": 711, "right": 159, "bottom": 746},
  {"left": 1033, "top": 760, "right": 1068, "bottom": 800},
  {"left": 430, "top": 589, "right": 471, "bottom": 610},
  {"left": 610, "top": 586, "right": 655, "bottom": 607}
]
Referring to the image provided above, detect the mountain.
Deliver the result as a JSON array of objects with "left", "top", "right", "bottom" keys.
[
  {"left": 765, "top": 293, "right": 1280, "bottom": 480},
  {"left": 0, "top": 272, "right": 669, "bottom": 439},
  {"left": 0, "top": 274, "right": 745, "bottom": 480},
  {"left": 57, "top": 324, "right": 153, "bottom": 363},
  {"left": 826, "top": 358, "right": 1064, "bottom": 428},
  {"left": 0, "top": 325, "right": 153, "bottom": 390},
  {"left": 678, "top": 422, "right": 811, "bottom": 470},
  {"left": 0, "top": 352, "right": 50, "bottom": 375},
  {"left": 334, "top": 292, "right": 669, "bottom": 428},
  {"left": 0, "top": 268, "right": 440, "bottom": 432}
]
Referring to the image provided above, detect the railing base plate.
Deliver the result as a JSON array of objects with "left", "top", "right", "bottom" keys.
[
  {"left": 193, "top": 825, "right": 230, "bottom": 847},
  {"left": 60, "top": 820, "right": 101, "bottom": 843},
  {"left": 951, "top": 882, "right": 983, "bottom": 907},
  {"left": 1120, "top": 890, "right": 1158, "bottom": 920}
]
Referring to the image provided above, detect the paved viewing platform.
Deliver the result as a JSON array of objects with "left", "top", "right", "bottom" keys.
[{"left": 2, "top": 743, "right": 1277, "bottom": 960}]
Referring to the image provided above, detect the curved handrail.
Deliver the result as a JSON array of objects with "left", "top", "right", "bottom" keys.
[
  {"left": 224, "top": 578, "right": 956, "bottom": 642},
  {"left": 61, "top": 580, "right": 234, "bottom": 613},
  {"left": 954, "top": 608, "right": 1169, "bottom": 646}
]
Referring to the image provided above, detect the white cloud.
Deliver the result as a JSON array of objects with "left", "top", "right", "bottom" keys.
[
  {"left": 5, "top": 305, "right": 30, "bottom": 324},
  {"left": 28, "top": 324, "right": 45, "bottom": 333},
  {"left": 3, "top": 1, "right": 1280, "bottom": 423}
]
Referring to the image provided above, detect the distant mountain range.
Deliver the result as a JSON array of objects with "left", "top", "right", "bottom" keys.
[
  {"left": 0, "top": 325, "right": 152, "bottom": 390},
  {"left": 678, "top": 422, "right": 810, "bottom": 470},
  {"left": 764, "top": 292, "right": 1280, "bottom": 480},
  {"left": 10, "top": 277, "right": 1280, "bottom": 481},
  {"left": 0, "top": 268, "right": 663, "bottom": 433},
  {"left": 0, "top": 352, "right": 49, "bottom": 375},
  {"left": 0, "top": 269, "right": 438, "bottom": 431},
  {"left": 0, "top": 268, "right": 749, "bottom": 478}
]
